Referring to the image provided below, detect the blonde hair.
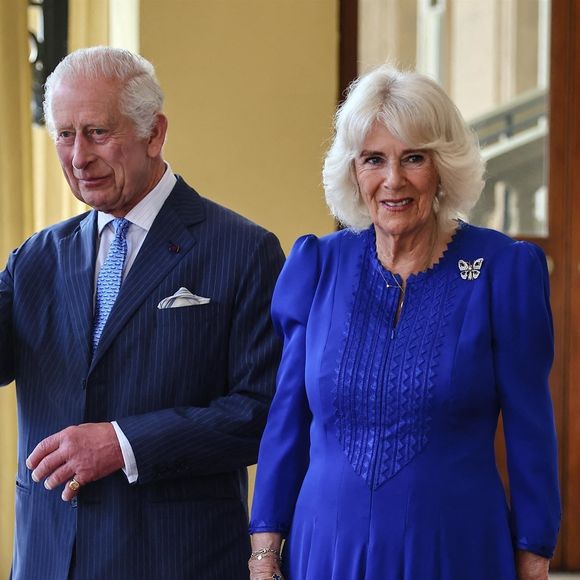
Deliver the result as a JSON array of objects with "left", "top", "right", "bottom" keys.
[{"left": 323, "top": 65, "right": 485, "bottom": 231}]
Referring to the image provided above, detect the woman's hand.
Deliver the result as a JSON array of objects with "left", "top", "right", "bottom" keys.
[
  {"left": 249, "top": 532, "right": 285, "bottom": 580},
  {"left": 248, "top": 556, "right": 284, "bottom": 580},
  {"left": 516, "top": 550, "right": 550, "bottom": 580}
]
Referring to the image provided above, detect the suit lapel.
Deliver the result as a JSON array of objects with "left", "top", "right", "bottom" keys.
[
  {"left": 59, "top": 211, "right": 98, "bottom": 369},
  {"left": 90, "top": 180, "right": 206, "bottom": 368}
]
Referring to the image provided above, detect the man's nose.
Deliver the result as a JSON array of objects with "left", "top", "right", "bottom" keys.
[{"left": 71, "top": 135, "right": 94, "bottom": 170}]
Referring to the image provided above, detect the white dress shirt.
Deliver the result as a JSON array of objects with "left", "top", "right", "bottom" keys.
[{"left": 95, "top": 164, "right": 177, "bottom": 483}]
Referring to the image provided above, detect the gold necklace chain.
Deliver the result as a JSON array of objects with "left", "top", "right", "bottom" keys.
[
  {"left": 376, "top": 225, "right": 439, "bottom": 298},
  {"left": 377, "top": 267, "right": 404, "bottom": 293},
  {"left": 377, "top": 267, "right": 406, "bottom": 328},
  {"left": 375, "top": 225, "right": 440, "bottom": 332}
]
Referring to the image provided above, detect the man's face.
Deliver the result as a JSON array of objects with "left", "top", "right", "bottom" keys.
[{"left": 51, "top": 77, "right": 165, "bottom": 217}]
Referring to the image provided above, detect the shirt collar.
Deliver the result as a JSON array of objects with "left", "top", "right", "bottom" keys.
[{"left": 96, "top": 163, "right": 177, "bottom": 234}]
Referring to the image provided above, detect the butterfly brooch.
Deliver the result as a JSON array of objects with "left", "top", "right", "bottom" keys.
[{"left": 458, "top": 258, "right": 484, "bottom": 280}]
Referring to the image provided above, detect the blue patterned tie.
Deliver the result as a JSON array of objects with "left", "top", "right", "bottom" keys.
[{"left": 92, "top": 218, "right": 131, "bottom": 352}]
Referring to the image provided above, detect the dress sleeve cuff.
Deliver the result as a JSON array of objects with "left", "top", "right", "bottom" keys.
[
  {"left": 515, "top": 538, "right": 556, "bottom": 559},
  {"left": 248, "top": 521, "right": 290, "bottom": 535}
]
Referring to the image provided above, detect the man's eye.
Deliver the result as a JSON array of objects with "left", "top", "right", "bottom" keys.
[
  {"left": 57, "top": 131, "right": 74, "bottom": 140},
  {"left": 90, "top": 128, "right": 107, "bottom": 137}
]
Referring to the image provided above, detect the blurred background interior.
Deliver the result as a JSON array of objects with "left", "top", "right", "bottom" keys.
[{"left": 0, "top": 0, "right": 579, "bottom": 575}]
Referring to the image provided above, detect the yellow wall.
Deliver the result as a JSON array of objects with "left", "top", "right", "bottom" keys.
[
  {"left": 139, "top": 0, "right": 339, "bottom": 510},
  {"left": 140, "top": 0, "right": 337, "bottom": 252},
  {"left": 1, "top": 1, "right": 338, "bottom": 574}
]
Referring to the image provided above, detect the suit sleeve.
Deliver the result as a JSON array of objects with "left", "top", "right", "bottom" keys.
[
  {"left": 0, "top": 253, "right": 16, "bottom": 386},
  {"left": 116, "top": 231, "right": 285, "bottom": 483},
  {"left": 491, "top": 241, "right": 561, "bottom": 558},
  {"left": 249, "top": 234, "right": 319, "bottom": 534}
]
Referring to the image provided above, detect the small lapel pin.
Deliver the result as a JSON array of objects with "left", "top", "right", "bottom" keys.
[{"left": 168, "top": 242, "right": 180, "bottom": 254}]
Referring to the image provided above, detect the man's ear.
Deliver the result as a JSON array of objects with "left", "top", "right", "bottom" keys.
[{"left": 147, "top": 113, "right": 168, "bottom": 158}]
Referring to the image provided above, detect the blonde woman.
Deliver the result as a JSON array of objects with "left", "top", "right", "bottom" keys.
[{"left": 248, "top": 66, "right": 560, "bottom": 580}]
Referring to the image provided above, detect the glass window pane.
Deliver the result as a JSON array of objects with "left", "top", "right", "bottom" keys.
[{"left": 358, "top": 0, "right": 551, "bottom": 237}]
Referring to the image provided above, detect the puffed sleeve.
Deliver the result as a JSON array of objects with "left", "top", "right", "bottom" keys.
[
  {"left": 249, "top": 234, "right": 319, "bottom": 534},
  {"left": 490, "top": 241, "right": 561, "bottom": 558}
]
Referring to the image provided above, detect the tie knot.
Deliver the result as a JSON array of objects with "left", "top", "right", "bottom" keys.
[{"left": 112, "top": 218, "right": 130, "bottom": 238}]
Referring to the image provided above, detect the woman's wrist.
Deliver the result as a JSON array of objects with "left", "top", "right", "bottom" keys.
[
  {"left": 516, "top": 550, "right": 550, "bottom": 580},
  {"left": 249, "top": 546, "right": 282, "bottom": 563},
  {"left": 249, "top": 533, "right": 285, "bottom": 579},
  {"left": 250, "top": 531, "right": 283, "bottom": 552}
]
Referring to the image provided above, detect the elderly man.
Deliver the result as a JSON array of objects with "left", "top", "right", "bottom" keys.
[{"left": 0, "top": 46, "right": 284, "bottom": 579}]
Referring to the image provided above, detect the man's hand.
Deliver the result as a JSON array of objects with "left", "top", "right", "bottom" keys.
[{"left": 26, "top": 423, "right": 124, "bottom": 501}]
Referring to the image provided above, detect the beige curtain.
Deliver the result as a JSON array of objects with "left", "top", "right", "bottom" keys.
[
  {"left": 32, "top": 0, "right": 110, "bottom": 227},
  {"left": 0, "top": 0, "right": 33, "bottom": 576},
  {"left": 0, "top": 1, "right": 108, "bottom": 575}
]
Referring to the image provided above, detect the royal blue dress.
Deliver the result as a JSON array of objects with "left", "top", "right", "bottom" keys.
[{"left": 249, "top": 223, "right": 560, "bottom": 579}]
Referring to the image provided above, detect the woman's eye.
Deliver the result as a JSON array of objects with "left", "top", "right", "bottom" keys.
[
  {"left": 403, "top": 153, "right": 425, "bottom": 165},
  {"left": 364, "top": 156, "right": 383, "bottom": 165}
]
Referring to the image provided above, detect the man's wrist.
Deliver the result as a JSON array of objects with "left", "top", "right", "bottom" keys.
[{"left": 110, "top": 421, "right": 139, "bottom": 483}]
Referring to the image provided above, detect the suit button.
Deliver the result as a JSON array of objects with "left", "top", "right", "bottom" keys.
[{"left": 71, "top": 497, "right": 78, "bottom": 508}]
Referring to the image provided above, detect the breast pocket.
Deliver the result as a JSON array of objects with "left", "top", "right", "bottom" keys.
[
  {"left": 156, "top": 302, "right": 226, "bottom": 356},
  {"left": 157, "top": 301, "right": 216, "bottom": 326}
]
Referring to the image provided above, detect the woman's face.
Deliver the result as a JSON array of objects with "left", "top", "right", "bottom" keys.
[{"left": 354, "top": 121, "right": 439, "bottom": 241}]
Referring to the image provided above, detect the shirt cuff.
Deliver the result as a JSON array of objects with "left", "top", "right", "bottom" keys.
[{"left": 111, "top": 421, "right": 139, "bottom": 483}]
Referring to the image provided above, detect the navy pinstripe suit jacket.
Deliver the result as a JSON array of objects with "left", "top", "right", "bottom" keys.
[{"left": 0, "top": 177, "right": 285, "bottom": 579}]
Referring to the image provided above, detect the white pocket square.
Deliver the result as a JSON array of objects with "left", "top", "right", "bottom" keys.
[{"left": 157, "top": 287, "right": 211, "bottom": 309}]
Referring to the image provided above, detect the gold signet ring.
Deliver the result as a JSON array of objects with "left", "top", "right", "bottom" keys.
[{"left": 69, "top": 478, "right": 80, "bottom": 491}]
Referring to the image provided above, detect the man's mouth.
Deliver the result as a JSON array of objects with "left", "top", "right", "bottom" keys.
[{"left": 77, "top": 176, "right": 108, "bottom": 185}]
